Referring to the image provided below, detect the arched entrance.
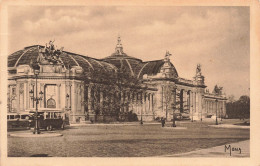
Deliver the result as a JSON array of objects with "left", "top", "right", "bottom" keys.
[{"left": 47, "top": 98, "right": 56, "bottom": 108}]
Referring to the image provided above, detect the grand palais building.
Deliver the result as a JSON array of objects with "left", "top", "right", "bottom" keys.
[{"left": 7, "top": 37, "right": 227, "bottom": 123}]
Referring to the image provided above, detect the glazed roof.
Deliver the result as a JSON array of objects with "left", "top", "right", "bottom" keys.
[
  {"left": 8, "top": 39, "right": 178, "bottom": 79},
  {"left": 102, "top": 37, "right": 178, "bottom": 78},
  {"left": 8, "top": 45, "right": 117, "bottom": 74}
]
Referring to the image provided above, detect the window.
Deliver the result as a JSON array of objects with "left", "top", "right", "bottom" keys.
[{"left": 47, "top": 98, "right": 56, "bottom": 108}]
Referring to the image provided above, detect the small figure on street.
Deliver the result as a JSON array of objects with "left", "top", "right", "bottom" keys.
[
  {"left": 140, "top": 117, "right": 143, "bottom": 125},
  {"left": 161, "top": 117, "right": 165, "bottom": 127}
]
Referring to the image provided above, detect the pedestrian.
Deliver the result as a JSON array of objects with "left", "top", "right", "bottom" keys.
[{"left": 161, "top": 118, "right": 165, "bottom": 127}]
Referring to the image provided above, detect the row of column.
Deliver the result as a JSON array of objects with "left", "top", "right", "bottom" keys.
[
  {"left": 205, "top": 99, "right": 226, "bottom": 117},
  {"left": 173, "top": 89, "right": 203, "bottom": 120},
  {"left": 86, "top": 85, "right": 155, "bottom": 116}
]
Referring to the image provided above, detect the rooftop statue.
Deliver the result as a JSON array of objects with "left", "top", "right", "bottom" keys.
[
  {"left": 196, "top": 64, "right": 201, "bottom": 75},
  {"left": 213, "top": 85, "right": 223, "bottom": 95},
  {"left": 38, "top": 40, "right": 64, "bottom": 65},
  {"left": 115, "top": 36, "right": 124, "bottom": 55},
  {"left": 164, "top": 50, "right": 172, "bottom": 62}
]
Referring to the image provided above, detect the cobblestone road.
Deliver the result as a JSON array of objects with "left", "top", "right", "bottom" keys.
[{"left": 8, "top": 120, "right": 249, "bottom": 157}]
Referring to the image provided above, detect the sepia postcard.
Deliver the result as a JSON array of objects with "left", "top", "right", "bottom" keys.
[{"left": 0, "top": 0, "right": 260, "bottom": 166}]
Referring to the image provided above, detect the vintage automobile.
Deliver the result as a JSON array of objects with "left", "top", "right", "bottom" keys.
[
  {"left": 7, "top": 112, "right": 30, "bottom": 130},
  {"left": 29, "top": 110, "right": 66, "bottom": 131}
]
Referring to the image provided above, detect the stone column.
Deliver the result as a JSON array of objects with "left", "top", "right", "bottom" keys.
[
  {"left": 140, "top": 92, "right": 143, "bottom": 116},
  {"left": 183, "top": 90, "right": 187, "bottom": 113},
  {"left": 180, "top": 90, "right": 183, "bottom": 113},
  {"left": 190, "top": 91, "right": 193, "bottom": 117},
  {"left": 193, "top": 92, "right": 196, "bottom": 113},
  {"left": 57, "top": 84, "right": 61, "bottom": 109},
  {"left": 172, "top": 89, "right": 176, "bottom": 119},
  {"left": 161, "top": 86, "right": 164, "bottom": 113},
  {"left": 148, "top": 93, "right": 151, "bottom": 113},
  {"left": 135, "top": 92, "right": 138, "bottom": 114},
  {"left": 208, "top": 100, "right": 210, "bottom": 114},
  {"left": 151, "top": 93, "right": 154, "bottom": 118},
  {"left": 25, "top": 82, "right": 29, "bottom": 110},
  {"left": 211, "top": 100, "right": 213, "bottom": 114},
  {"left": 143, "top": 93, "right": 146, "bottom": 114},
  {"left": 81, "top": 85, "right": 84, "bottom": 115},
  {"left": 19, "top": 83, "right": 24, "bottom": 112},
  {"left": 71, "top": 82, "right": 76, "bottom": 122},
  {"left": 205, "top": 100, "right": 208, "bottom": 114},
  {"left": 223, "top": 101, "right": 226, "bottom": 117},
  {"left": 16, "top": 83, "right": 20, "bottom": 112},
  {"left": 188, "top": 91, "right": 192, "bottom": 113},
  {"left": 198, "top": 92, "right": 203, "bottom": 119},
  {"left": 69, "top": 84, "right": 72, "bottom": 109},
  {"left": 142, "top": 92, "right": 146, "bottom": 115},
  {"left": 88, "top": 85, "right": 93, "bottom": 113}
]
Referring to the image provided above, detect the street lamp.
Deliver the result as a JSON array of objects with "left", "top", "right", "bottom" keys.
[
  {"left": 66, "top": 93, "right": 70, "bottom": 109},
  {"left": 29, "top": 63, "right": 43, "bottom": 134},
  {"left": 215, "top": 99, "right": 218, "bottom": 125}
]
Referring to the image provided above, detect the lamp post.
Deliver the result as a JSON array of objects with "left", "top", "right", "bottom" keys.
[
  {"left": 66, "top": 94, "right": 70, "bottom": 109},
  {"left": 29, "top": 63, "right": 43, "bottom": 134},
  {"left": 215, "top": 99, "right": 218, "bottom": 125}
]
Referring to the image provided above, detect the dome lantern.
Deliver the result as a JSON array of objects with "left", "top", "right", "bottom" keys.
[{"left": 115, "top": 36, "right": 124, "bottom": 55}]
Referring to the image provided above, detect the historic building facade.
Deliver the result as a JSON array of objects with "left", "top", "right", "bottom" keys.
[{"left": 7, "top": 37, "right": 227, "bottom": 123}]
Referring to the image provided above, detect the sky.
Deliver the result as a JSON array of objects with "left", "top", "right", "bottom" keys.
[{"left": 8, "top": 6, "right": 250, "bottom": 100}]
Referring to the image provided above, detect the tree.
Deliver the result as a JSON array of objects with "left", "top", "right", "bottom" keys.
[
  {"left": 238, "top": 95, "right": 250, "bottom": 120},
  {"left": 226, "top": 95, "right": 250, "bottom": 119},
  {"left": 160, "top": 83, "right": 184, "bottom": 127},
  {"left": 83, "top": 65, "right": 143, "bottom": 122}
]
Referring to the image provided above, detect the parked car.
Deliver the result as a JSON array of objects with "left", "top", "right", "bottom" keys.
[
  {"left": 7, "top": 113, "right": 30, "bottom": 130},
  {"left": 29, "top": 110, "right": 66, "bottom": 131}
]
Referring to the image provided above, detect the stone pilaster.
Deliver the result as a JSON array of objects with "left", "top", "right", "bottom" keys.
[
  {"left": 71, "top": 82, "right": 76, "bottom": 122},
  {"left": 57, "top": 84, "right": 61, "bottom": 109},
  {"left": 87, "top": 85, "right": 93, "bottom": 113}
]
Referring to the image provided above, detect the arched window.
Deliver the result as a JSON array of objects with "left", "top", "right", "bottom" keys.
[{"left": 47, "top": 98, "right": 56, "bottom": 108}]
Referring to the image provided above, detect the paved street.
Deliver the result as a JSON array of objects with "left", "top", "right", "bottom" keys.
[{"left": 8, "top": 120, "right": 250, "bottom": 157}]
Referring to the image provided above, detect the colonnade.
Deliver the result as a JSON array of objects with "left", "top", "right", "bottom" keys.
[
  {"left": 204, "top": 99, "right": 226, "bottom": 118},
  {"left": 86, "top": 84, "right": 155, "bottom": 121}
]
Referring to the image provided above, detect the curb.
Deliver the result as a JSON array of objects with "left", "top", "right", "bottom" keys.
[
  {"left": 163, "top": 127, "right": 187, "bottom": 130},
  {"left": 70, "top": 123, "right": 161, "bottom": 126},
  {"left": 208, "top": 124, "right": 250, "bottom": 129},
  {"left": 10, "top": 132, "right": 63, "bottom": 138}
]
